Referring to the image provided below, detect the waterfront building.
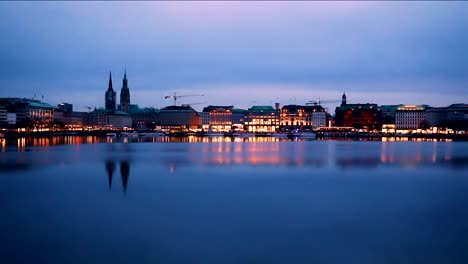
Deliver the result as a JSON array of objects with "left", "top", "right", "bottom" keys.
[
  {"left": 280, "top": 105, "right": 327, "bottom": 130},
  {"left": 426, "top": 107, "right": 447, "bottom": 128},
  {"left": 84, "top": 109, "right": 132, "bottom": 130},
  {"left": 0, "top": 98, "right": 54, "bottom": 131},
  {"left": 381, "top": 104, "right": 404, "bottom": 124},
  {"left": 445, "top": 104, "right": 468, "bottom": 131},
  {"left": 199, "top": 112, "right": 210, "bottom": 130},
  {"left": 334, "top": 92, "right": 382, "bottom": 131},
  {"left": 158, "top": 105, "right": 201, "bottom": 132},
  {"left": 119, "top": 70, "right": 131, "bottom": 113},
  {"left": 0, "top": 105, "right": 6, "bottom": 125},
  {"left": 244, "top": 106, "right": 280, "bottom": 133},
  {"left": 57, "top": 103, "right": 73, "bottom": 113},
  {"left": 395, "top": 105, "right": 428, "bottom": 130},
  {"left": 232, "top": 109, "right": 248, "bottom": 132},
  {"left": 53, "top": 110, "right": 85, "bottom": 130},
  {"left": 335, "top": 103, "right": 382, "bottom": 130},
  {"left": 424, "top": 104, "right": 468, "bottom": 131},
  {"left": 129, "top": 107, "right": 159, "bottom": 131},
  {"left": 202, "top": 105, "right": 233, "bottom": 132},
  {"left": 105, "top": 72, "right": 116, "bottom": 111},
  {"left": 446, "top": 104, "right": 468, "bottom": 121}
]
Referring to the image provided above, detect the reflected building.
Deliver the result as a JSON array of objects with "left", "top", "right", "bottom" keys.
[
  {"left": 121, "top": 161, "right": 130, "bottom": 193},
  {"left": 105, "top": 160, "right": 115, "bottom": 190},
  {"left": 105, "top": 160, "right": 130, "bottom": 193}
]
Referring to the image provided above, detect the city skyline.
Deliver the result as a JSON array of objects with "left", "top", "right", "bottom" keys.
[{"left": 1, "top": 1, "right": 467, "bottom": 111}]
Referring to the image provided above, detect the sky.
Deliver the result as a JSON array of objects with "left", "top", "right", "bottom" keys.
[{"left": 0, "top": 1, "right": 467, "bottom": 112}]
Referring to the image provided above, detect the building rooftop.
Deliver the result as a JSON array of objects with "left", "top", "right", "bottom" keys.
[
  {"left": 337, "top": 103, "right": 380, "bottom": 111},
  {"left": 248, "top": 106, "right": 277, "bottom": 112},
  {"left": 282, "top": 104, "right": 325, "bottom": 113},
  {"left": 233, "top": 108, "right": 248, "bottom": 114},
  {"left": 0, "top": 97, "right": 54, "bottom": 109},
  {"left": 92, "top": 109, "right": 130, "bottom": 116},
  {"left": 202, "top": 105, "right": 233, "bottom": 112},
  {"left": 161, "top": 105, "right": 197, "bottom": 111}
]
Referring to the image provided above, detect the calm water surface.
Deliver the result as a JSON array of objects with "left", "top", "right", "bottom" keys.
[{"left": 1, "top": 137, "right": 468, "bottom": 263}]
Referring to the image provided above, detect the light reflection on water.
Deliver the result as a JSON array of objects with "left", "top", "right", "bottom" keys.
[
  {"left": 1, "top": 137, "right": 466, "bottom": 170},
  {"left": 1, "top": 138, "right": 468, "bottom": 263}
]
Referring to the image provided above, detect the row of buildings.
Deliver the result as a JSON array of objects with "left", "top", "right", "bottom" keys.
[
  {"left": 0, "top": 73, "right": 467, "bottom": 133},
  {"left": 334, "top": 93, "right": 467, "bottom": 132}
]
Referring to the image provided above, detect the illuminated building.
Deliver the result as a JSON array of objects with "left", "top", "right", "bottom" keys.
[
  {"left": 335, "top": 103, "right": 382, "bottom": 130},
  {"left": 232, "top": 109, "right": 248, "bottom": 132},
  {"left": 426, "top": 104, "right": 468, "bottom": 131},
  {"left": 158, "top": 105, "right": 201, "bottom": 132},
  {"left": 0, "top": 106, "right": 6, "bottom": 125},
  {"left": 335, "top": 93, "right": 382, "bottom": 130},
  {"left": 0, "top": 98, "right": 54, "bottom": 131},
  {"left": 244, "top": 106, "right": 280, "bottom": 133},
  {"left": 280, "top": 105, "right": 327, "bottom": 130},
  {"left": 381, "top": 104, "right": 404, "bottom": 124},
  {"left": 57, "top": 103, "right": 73, "bottom": 113},
  {"left": 54, "top": 103, "right": 85, "bottom": 130},
  {"left": 53, "top": 110, "right": 85, "bottom": 131},
  {"left": 84, "top": 109, "right": 132, "bottom": 129},
  {"left": 129, "top": 106, "right": 159, "bottom": 130},
  {"left": 202, "top": 105, "right": 233, "bottom": 132},
  {"left": 199, "top": 112, "right": 210, "bottom": 130},
  {"left": 395, "top": 105, "right": 428, "bottom": 130}
]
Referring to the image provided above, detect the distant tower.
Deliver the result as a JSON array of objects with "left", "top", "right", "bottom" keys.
[
  {"left": 120, "top": 70, "right": 131, "bottom": 113},
  {"left": 341, "top": 92, "right": 347, "bottom": 105},
  {"left": 105, "top": 72, "right": 116, "bottom": 110}
]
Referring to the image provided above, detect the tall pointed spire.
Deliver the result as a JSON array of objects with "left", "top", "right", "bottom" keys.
[
  {"left": 105, "top": 71, "right": 116, "bottom": 110},
  {"left": 108, "top": 71, "right": 113, "bottom": 91},
  {"left": 120, "top": 69, "right": 130, "bottom": 113}
]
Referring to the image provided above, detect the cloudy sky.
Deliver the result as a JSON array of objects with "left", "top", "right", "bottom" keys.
[{"left": 0, "top": 1, "right": 467, "bottom": 111}]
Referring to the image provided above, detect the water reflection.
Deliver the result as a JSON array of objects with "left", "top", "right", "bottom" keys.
[
  {"left": 105, "top": 160, "right": 131, "bottom": 193},
  {"left": 105, "top": 160, "right": 115, "bottom": 190},
  {"left": 121, "top": 161, "right": 130, "bottom": 192},
  {"left": 1, "top": 141, "right": 467, "bottom": 176}
]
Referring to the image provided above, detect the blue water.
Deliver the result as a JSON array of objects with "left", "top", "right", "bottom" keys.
[{"left": 1, "top": 139, "right": 468, "bottom": 263}]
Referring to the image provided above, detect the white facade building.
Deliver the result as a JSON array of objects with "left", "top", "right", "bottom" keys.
[
  {"left": 311, "top": 111, "right": 327, "bottom": 129},
  {"left": 395, "top": 105, "right": 427, "bottom": 130}
]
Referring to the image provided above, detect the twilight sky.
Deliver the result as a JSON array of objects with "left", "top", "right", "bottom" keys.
[{"left": 0, "top": 1, "right": 467, "bottom": 112}]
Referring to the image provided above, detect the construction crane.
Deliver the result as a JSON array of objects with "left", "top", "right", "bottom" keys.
[
  {"left": 164, "top": 92, "right": 204, "bottom": 106},
  {"left": 306, "top": 99, "right": 342, "bottom": 106},
  {"left": 85, "top": 106, "right": 93, "bottom": 112}
]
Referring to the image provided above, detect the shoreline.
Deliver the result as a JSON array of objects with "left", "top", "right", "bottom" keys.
[{"left": 2, "top": 130, "right": 467, "bottom": 141}]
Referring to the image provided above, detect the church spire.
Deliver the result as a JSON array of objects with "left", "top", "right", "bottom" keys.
[
  {"left": 108, "top": 71, "right": 113, "bottom": 91},
  {"left": 120, "top": 69, "right": 130, "bottom": 113},
  {"left": 122, "top": 69, "right": 128, "bottom": 88},
  {"left": 105, "top": 71, "right": 116, "bottom": 111},
  {"left": 341, "top": 91, "right": 347, "bottom": 105}
]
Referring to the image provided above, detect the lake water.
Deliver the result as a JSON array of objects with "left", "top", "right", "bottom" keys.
[{"left": 1, "top": 137, "right": 468, "bottom": 263}]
